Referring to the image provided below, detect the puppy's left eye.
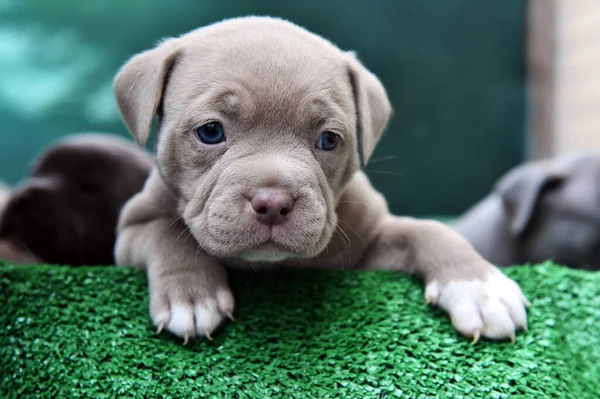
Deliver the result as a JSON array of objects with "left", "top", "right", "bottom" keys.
[
  {"left": 315, "top": 131, "right": 340, "bottom": 151},
  {"left": 195, "top": 122, "right": 226, "bottom": 145}
]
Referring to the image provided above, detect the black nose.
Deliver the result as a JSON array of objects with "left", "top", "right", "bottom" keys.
[{"left": 250, "top": 189, "right": 295, "bottom": 225}]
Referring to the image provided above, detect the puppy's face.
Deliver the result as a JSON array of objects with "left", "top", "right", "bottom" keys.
[
  {"left": 0, "top": 135, "right": 152, "bottom": 265},
  {"left": 115, "top": 17, "right": 391, "bottom": 262},
  {"left": 160, "top": 41, "right": 359, "bottom": 261}
]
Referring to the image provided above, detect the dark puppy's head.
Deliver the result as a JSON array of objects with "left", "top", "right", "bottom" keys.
[
  {"left": 0, "top": 134, "right": 153, "bottom": 265},
  {"left": 497, "top": 152, "right": 600, "bottom": 270},
  {"left": 114, "top": 17, "right": 392, "bottom": 263}
]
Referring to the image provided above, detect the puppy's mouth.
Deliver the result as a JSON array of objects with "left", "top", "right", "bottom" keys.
[
  {"left": 234, "top": 241, "right": 297, "bottom": 263},
  {"left": 186, "top": 174, "right": 334, "bottom": 261},
  {"left": 228, "top": 223, "right": 303, "bottom": 261}
]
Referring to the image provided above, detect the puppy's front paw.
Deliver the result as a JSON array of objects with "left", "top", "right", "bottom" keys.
[
  {"left": 425, "top": 268, "right": 530, "bottom": 344},
  {"left": 149, "top": 270, "right": 235, "bottom": 343}
]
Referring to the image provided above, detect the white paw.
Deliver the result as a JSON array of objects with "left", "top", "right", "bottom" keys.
[
  {"left": 425, "top": 269, "right": 530, "bottom": 343},
  {"left": 151, "top": 286, "right": 235, "bottom": 344}
]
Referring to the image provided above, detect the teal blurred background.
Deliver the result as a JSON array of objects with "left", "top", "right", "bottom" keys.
[{"left": 0, "top": 0, "right": 526, "bottom": 217}]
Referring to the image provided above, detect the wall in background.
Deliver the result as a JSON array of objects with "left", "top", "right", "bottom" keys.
[
  {"left": 528, "top": 0, "right": 600, "bottom": 158},
  {"left": 556, "top": 0, "right": 600, "bottom": 153},
  {"left": 0, "top": 0, "right": 527, "bottom": 216}
]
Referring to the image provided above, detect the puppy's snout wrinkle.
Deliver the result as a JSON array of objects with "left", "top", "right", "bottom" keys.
[{"left": 250, "top": 189, "right": 295, "bottom": 226}]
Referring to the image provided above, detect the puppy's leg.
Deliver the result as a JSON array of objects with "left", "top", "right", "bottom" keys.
[
  {"left": 115, "top": 172, "right": 234, "bottom": 342},
  {"left": 363, "top": 216, "right": 529, "bottom": 343},
  {"left": 0, "top": 239, "right": 40, "bottom": 264}
]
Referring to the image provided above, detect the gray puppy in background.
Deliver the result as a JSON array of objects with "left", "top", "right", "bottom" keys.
[
  {"left": 452, "top": 152, "right": 600, "bottom": 270},
  {"left": 0, "top": 134, "right": 152, "bottom": 265},
  {"left": 114, "top": 16, "right": 529, "bottom": 344}
]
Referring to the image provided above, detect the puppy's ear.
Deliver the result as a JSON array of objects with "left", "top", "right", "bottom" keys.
[
  {"left": 496, "top": 164, "right": 566, "bottom": 235},
  {"left": 114, "top": 39, "right": 180, "bottom": 147},
  {"left": 346, "top": 52, "right": 392, "bottom": 165}
]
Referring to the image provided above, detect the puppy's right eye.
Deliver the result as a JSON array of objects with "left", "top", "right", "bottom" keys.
[
  {"left": 195, "top": 122, "right": 226, "bottom": 145},
  {"left": 316, "top": 131, "right": 340, "bottom": 151}
]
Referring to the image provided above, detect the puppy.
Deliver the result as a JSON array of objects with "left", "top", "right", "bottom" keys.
[
  {"left": 114, "top": 16, "right": 529, "bottom": 344},
  {"left": 0, "top": 183, "right": 38, "bottom": 263},
  {"left": 452, "top": 152, "right": 600, "bottom": 270},
  {"left": 0, "top": 134, "right": 153, "bottom": 265}
]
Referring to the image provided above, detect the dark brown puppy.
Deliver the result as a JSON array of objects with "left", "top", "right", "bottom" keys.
[{"left": 0, "top": 133, "right": 153, "bottom": 265}]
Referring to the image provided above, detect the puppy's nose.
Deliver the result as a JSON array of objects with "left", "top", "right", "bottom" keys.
[{"left": 250, "top": 189, "right": 295, "bottom": 225}]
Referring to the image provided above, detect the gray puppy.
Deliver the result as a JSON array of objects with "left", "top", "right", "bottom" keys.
[
  {"left": 114, "top": 16, "right": 529, "bottom": 344},
  {"left": 453, "top": 152, "right": 600, "bottom": 270},
  {"left": 0, "top": 134, "right": 152, "bottom": 265}
]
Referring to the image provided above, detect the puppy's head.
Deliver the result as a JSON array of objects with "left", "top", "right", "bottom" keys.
[
  {"left": 0, "top": 134, "right": 153, "bottom": 265},
  {"left": 497, "top": 153, "right": 600, "bottom": 269},
  {"left": 114, "top": 17, "right": 391, "bottom": 262}
]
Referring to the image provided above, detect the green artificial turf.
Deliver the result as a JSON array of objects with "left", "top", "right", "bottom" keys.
[{"left": 1, "top": 262, "right": 599, "bottom": 398}]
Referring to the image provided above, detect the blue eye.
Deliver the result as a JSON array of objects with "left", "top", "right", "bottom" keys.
[
  {"left": 316, "top": 131, "right": 340, "bottom": 151},
  {"left": 195, "top": 122, "right": 225, "bottom": 145}
]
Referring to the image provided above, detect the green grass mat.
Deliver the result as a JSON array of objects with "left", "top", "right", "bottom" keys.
[{"left": 1, "top": 262, "right": 599, "bottom": 398}]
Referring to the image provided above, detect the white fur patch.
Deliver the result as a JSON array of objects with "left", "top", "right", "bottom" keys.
[
  {"left": 166, "top": 304, "right": 195, "bottom": 338},
  {"left": 155, "top": 291, "right": 234, "bottom": 340},
  {"left": 424, "top": 281, "right": 440, "bottom": 304},
  {"left": 152, "top": 311, "right": 171, "bottom": 327},
  {"left": 193, "top": 300, "right": 221, "bottom": 336},
  {"left": 426, "top": 271, "right": 528, "bottom": 341},
  {"left": 216, "top": 289, "right": 235, "bottom": 313}
]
